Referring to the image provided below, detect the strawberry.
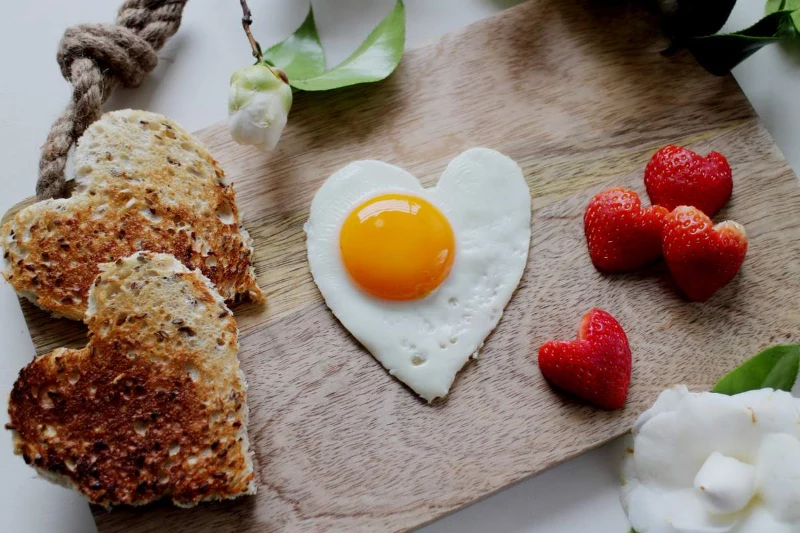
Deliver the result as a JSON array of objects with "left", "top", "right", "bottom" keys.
[
  {"left": 662, "top": 206, "right": 748, "bottom": 302},
  {"left": 644, "top": 145, "right": 732, "bottom": 216},
  {"left": 537, "top": 308, "right": 631, "bottom": 410},
  {"left": 584, "top": 187, "right": 669, "bottom": 272}
]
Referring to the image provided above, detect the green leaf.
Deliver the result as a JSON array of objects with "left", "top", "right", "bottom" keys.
[
  {"left": 766, "top": 0, "right": 800, "bottom": 15},
  {"left": 712, "top": 344, "right": 800, "bottom": 395},
  {"left": 673, "top": 0, "right": 737, "bottom": 36},
  {"left": 765, "top": 0, "right": 800, "bottom": 32},
  {"left": 288, "top": 0, "right": 405, "bottom": 91},
  {"left": 263, "top": 6, "right": 326, "bottom": 80},
  {"left": 762, "top": 348, "right": 800, "bottom": 390},
  {"left": 685, "top": 10, "right": 798, "bottom": 75},
  {"left": 765, "top": 0, "right": 785, "bottom": 13}
]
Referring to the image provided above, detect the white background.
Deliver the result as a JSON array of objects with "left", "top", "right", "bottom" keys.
[{"left": 0, "top": 1, "right": 794, "bottom": 532}]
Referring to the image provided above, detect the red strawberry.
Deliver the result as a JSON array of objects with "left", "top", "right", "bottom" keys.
[
  {"left": 644, "top": 145, "right": 732, "bottom": 216},
  {"left": 662, "top": 206, "right": 748, "bottom": 302},
  {"left": 537, "top": 308, "right": 631, "bottom": 410},
  {"left": 584, "top": 187, "right": 669, "bottom": 272}
]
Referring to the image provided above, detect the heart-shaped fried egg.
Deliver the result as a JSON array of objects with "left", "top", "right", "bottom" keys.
[{"left": 305, "top": 148, "right": 531, "bottom": 401}]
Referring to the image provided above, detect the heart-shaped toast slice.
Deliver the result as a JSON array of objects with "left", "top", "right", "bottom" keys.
[
  {"left": 6, "top": 252, "right": 255, "bottom": 508},
  {"left": 1, "top": 109, "right": 263, "bottom": 320},
  {"left": 305, "top": 148, "right": 532, "bottom": 401}
]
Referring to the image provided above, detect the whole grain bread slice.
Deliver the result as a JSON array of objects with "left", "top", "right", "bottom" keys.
[
  {"left": 6, "top": 252, "right": 255, "bottom": 507},
  {"left": 1, "top": 109, "right": 263, "bottom": 320}
]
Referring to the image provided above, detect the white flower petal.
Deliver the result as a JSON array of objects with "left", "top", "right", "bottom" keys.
[
  {"left": 633, "top": 385, "right": 689, "bottom": 435},
  {"left": 733, "top": 388, "right": 800, "bottom": 438},
  {"left": 735, "top": 503, "right": 796, "bottom": 533},
  {"left": 756, "top": 433, "right": 800, "bottom": 522},
  {"left": 229, "top": 97, "right": 267, "bottom": 146},
  {"left": 634, "top": 406, "right": 690, "bottom": 488},
  {"left": 664, "top": 489, "right": 738, "bottom": 533},
  {"left": 625, "top": 484, "right": 738, "bottom": 533},
  {"left": 693, "top": 452, "right": 756, "bottom": 514},
  {"left": 672, "top": 393, "right": 765, "bottom": 469},
  {"left": 624, "top": 482, "right": 676, "bottom": 533},
  {"left": 257, "top": 97, "right": 288, "bottom": 152}
]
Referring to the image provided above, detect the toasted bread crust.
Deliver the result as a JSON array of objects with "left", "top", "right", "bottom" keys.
[
  {"left": 7, "top": 253, "right": 255, "bottom": 507},
  {"left": 1, "top": 110, "right": 263, "bottom": 320}
]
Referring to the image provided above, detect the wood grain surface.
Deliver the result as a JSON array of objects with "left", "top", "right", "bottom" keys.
[{"left": 6, "top": 0, "right": 800, "bottom": 531}]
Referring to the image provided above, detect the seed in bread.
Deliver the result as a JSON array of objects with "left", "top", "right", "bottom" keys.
[
  {"left": 0, "top": 109, "right": 263, "bottom": 320},
  {"left": 6, "top": 252, "right": 255, "bottom": 508}
]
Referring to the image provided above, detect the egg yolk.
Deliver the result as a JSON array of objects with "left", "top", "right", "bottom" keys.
[{"left": 340, "top": 193, "right": 455, "bottom": 300}]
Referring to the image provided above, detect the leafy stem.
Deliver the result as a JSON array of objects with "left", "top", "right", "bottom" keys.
[
  {"left": 667, "top": 0, "right": 800, "bottom": 75},
  {"left": 239, "top": 0, "right": 263, "bottom": 62},
  {"left": 262, "top": 1, "right": 405, "bottom": 91}
]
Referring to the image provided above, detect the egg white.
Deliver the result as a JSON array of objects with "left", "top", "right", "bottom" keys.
[{"left": 304, "top": 148, "right": 531, "bottom": 401}]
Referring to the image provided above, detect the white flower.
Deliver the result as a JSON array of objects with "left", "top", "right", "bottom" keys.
[
  {"left": 622, "top": 386, "right": 800, "bottom": 533},
  {"left": 228, "top": 63, "right": 292, "bottom": 151}
]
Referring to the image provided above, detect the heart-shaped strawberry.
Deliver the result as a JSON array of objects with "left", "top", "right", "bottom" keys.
[
  {"left": 584, "top": 187, "right": 669, "bottom": 272},
  {"left": 662, "top": 206, "right": 748, "bottom": 302},
  {"left": 537, "top": 308, "right": 631, "bottom": 410},
  {"left": 644, "top": 145, "right": 732, "bottom": 216}
]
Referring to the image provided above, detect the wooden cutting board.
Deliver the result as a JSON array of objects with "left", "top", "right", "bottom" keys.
[{"left": 5, "top": 0, "right": 800, "bottom": 531}]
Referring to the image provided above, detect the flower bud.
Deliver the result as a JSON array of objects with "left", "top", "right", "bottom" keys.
[{"left": 228, "top": 63, "right": 292, "bottom": 151}]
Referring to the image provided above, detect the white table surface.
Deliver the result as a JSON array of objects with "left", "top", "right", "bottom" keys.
[{"left": 0, "top": 1, "right": 794, "bottom": 532}]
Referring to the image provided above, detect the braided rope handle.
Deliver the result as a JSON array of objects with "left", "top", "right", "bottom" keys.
[{"left": 36, "top": 0, "right": 189, "bottom": 201}]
